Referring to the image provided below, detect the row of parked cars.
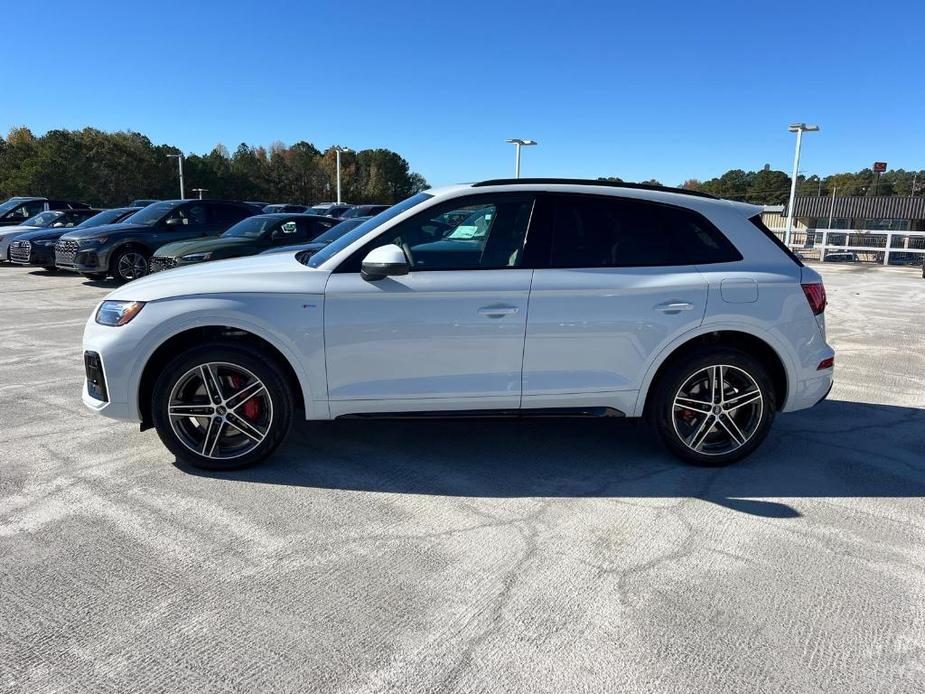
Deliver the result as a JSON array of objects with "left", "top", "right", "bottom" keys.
[{"left": 0, "top": 196, "right": 390, "bottom": 282}]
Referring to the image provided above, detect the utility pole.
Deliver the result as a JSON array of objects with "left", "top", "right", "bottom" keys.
[
  {"left": 506, "top": 139, "right": 538, "bottom": 178},
  {"left": 167, "top": 153, "right": 185, "bottom": 199},
  {"left": 333, "top": 146, "right": 352, "bottom": 204},
  {"left": 785, "top": 123, "right": 820, "bottom": 248},
  {"left": 827, "top": 185, "right": 837, "bottom": 229}
]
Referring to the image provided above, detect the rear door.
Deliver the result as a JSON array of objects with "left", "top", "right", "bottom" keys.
[{"left": 521, "top": 194, "right": 712, "bottom": 412}]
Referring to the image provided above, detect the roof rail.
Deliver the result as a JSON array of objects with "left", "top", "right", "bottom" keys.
[{"left": 471, "top": 178, "right": 717, "bottom": 199}]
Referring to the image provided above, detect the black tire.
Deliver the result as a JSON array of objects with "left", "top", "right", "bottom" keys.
[
  {"left": 111, "top": 247, "right": 149, "bottom": 282},
  {"left": 650, "top": 347, "right": 775, "bottom": 467},
  {"left": 151, "top": 342, "right": 294, "bottom": 471},
  {"left": 82, "top": 272, "right": 109, "bottom": 281}
]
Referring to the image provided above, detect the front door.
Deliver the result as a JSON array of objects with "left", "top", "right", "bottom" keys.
[{"left": 323, "top": 194, "right": 535, "bottom": 416}]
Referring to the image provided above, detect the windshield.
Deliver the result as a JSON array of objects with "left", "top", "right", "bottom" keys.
[
  {"left": 122, "top": 201, "right": 181, "bottom": 226},
  {"left": 311, "top": 218, "right": 366, "bottom": 244},
  {"left": 23, "top": 211, "right": 63, "bottom": 227},
  {"left": 76, "top": 208, "right": 134, "bottom": 229},
  {"left": 223, "top": 216, "right": 279, "bottom": 239},
  {"left": 307, "top": 193, "right": 433, "bottom": 268}
]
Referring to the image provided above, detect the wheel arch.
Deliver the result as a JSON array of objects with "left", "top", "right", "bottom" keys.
[
  {"left": 637, "top": 328, "right": 789, "bottom": 417},
  {"left": 107, "top": 240, "right": 153, "bottom": 273},
  {"left": 137, "top": 324, "right": 309, "bottom": 430}
]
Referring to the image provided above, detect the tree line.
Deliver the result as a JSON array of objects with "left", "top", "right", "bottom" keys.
[
  {"left": 0, "top": 126, "right": 429, "bottom": 207},
  {"left": 601, "top": 167, "right": 924, "bottom": 204}
]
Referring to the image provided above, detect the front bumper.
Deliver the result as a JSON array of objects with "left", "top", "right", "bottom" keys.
[
  {"left": 10, "top": 240, "right": 55, "bottom": 267},
  {"left": 56, "top": 242, "right": 107, "bottom": 272}
]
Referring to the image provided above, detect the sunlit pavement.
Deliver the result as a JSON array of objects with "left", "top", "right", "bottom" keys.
[{"left": 1, "top": 263, "right": 923, "bottom": 693}]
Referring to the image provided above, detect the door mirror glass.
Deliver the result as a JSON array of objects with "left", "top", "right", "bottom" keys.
[
  {"left": 165, "top": 216, "right": 183, "bottom": 226},
  {"left": 361, "top": 244, "right": 409, "bottom": 281}
]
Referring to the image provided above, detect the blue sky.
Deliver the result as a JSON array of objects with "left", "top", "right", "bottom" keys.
[{"left": 2, "top": 0, "right": 922, "bottom": 187}]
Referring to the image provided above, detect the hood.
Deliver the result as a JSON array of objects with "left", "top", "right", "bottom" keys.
[
  {"left": 59, "top": 221, "right": 147, "bottom": 241},
  {"left": 11, "top": 227, "right": 69, "bottom": 243},
  {"left": 106, "top": 251, "right": 330, "bottom": 302},
  {"left": 0, "top": 224, "right": 40, "bottom": 239},
  {"left": 156, "top": 236, "right": 250, "bottom": 258}
]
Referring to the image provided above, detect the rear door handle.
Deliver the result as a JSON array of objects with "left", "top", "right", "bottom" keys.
[
  {"left": 478, "top": 304, "right": 519, "bottom": 318},
  {"left": 655, "top": 301, "right": 694, "bottom": 314}
]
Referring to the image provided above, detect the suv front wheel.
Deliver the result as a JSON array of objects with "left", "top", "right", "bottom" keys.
[
  {"left": 151, "top": 343, "right": 294, "bottom": 470},
  {"left": 651, "top": 347, "right": 775, "bottom": 466},
  {"left": 112, "top": 247, "right": 150, "bottom": 282}
]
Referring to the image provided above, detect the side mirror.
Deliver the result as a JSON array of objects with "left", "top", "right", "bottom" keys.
[{"left": 361, "top": 244, "right": 409, "bottom": 281}]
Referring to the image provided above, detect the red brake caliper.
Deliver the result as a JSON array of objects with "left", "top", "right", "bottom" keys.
[{"left": 230, "top": 374, "right": 261, "bottom": 421}]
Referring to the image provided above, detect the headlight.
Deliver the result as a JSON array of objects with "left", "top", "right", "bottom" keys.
[
  {"left": 95, "top": 300, "right": 145, "bottom": 326},
  {"left": 81, "top": 237, "right": 108, "bottom": 246},
  {"left": 181, "top": 252, "right": 212, "bottom": 262}
]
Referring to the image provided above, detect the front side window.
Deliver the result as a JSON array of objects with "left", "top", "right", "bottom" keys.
[
  {"left": 164, "top": 204, "right": 208, "bottom": 228},
  {"left": 8, "top": 200, "right": 46, "bottom": 221},
  {"left": 539, "top": 195, "right": 740, "bottom": 268},
  {"left": 336, "top": 195, "right": 534, "bottom": 273}
]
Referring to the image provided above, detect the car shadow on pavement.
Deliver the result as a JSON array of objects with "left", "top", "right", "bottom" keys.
[{"left": 182, "top": 399, "right": 925, "bottom": 518}]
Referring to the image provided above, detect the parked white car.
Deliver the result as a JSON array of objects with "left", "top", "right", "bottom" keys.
[{"left": 82, "top": 179, "right": 834, "bottom": 470}]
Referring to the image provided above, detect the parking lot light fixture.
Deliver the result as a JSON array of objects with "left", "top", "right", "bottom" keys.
[
  {"left": 192, "top": 188, "right": 208, "bottom": 200},
  {"left": 333, "top": 146, "right": 352, "bottom": 203},
  {"left": 506, "top": 139, "right": 537, "bottom": 178},
  {"left": 167, "top": 153, "right": 185, "bottom": 200},
  {"left": 785, "top": 123, "right": 820, "bottom": 247}
]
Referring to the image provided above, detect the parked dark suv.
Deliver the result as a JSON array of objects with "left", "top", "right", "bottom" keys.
[
  {"left": 55, "top": 200, "right": 257, "bottom": 281},
  {"left": 9, "top": 207, "right": 141, "bottom": 270},
  {"left": 0, "top": 208, "right": 100, "bottom": 260},
  {"left": 0, "top": 197, "right": 90, "bottom": 227}
]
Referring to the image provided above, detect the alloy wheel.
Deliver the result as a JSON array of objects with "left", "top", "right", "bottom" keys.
[
  {"left": 671, "top": 364, "right": 763, "bottom": 456},
  {"left": 117, "top": 252, "right": 148, "bottom": 280},
  {"left": 167, "top": 362, "right": 274, "bottom": 460}
]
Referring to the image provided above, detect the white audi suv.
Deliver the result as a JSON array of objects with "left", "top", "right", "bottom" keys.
[{"left": 81, "top": 179, "right": 834, "bottom": 470}]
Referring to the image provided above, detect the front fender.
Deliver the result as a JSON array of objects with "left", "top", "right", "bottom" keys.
[{"left": 94, "top": 294, "right": 327, "bottom": 421}]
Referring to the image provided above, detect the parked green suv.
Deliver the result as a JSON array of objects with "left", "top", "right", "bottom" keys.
[{"left": 149, "top": 214, "right": 338, "bottom": 272}]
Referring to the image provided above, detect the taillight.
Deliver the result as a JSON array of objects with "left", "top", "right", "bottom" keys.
[{"left": 801, "top": 282, "right": 826, "bottom": 315}]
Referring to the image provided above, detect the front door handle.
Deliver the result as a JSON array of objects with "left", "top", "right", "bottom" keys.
[
  {"left": 655, "top": 301, "right": 694, "bottom": 314},
  {"left": 478, "top": 304, "right": 519, "bottom": 318}
]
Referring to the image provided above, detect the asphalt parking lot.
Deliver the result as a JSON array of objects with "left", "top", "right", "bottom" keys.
[{"left": 1, "top": 263, "right": 923, "bottom": 693}]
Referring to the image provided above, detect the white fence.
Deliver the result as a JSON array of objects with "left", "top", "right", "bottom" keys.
[{"left": 768, "top": 228, "right": 925, "bottom": 266}]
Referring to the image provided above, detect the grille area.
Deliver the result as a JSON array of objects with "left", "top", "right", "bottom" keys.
[
  {"left": 9, "top": 240, "right": 32, "bottom": 264},
  {"left": 149, "top": 256, "right": 178, "bottom": 273},
  {"left": 55, "top": 240, "right": 79, "bottom": 266}
]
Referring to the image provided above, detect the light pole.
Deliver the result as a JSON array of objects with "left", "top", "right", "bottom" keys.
[
  {"left": 784, "top": 123, "right": 819, "bottom": 248},
  {"left": 333, "top": 146, "right": 352, "bottom": 203},
  {"left": 192, "top": 188, "right": 208, "bottom": 200},
  {"left": 167, "top": 153, "right": 185, "bottom": 199},
  {"left": 506, "top": 139, "right": 537, "bottom": 178}
]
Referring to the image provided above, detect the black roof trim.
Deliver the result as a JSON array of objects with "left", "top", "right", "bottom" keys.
[{"left": 471, "top": 178, "right": 717, "bottom": 199}]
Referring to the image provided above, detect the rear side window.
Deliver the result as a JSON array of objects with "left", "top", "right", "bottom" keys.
[
  {"left": 748, "top": 214, "right": 803, "bottom": 267},
  {"left": 212, "top": 203, "right": 251, "bottom": 225},
  {"left": 537, "top": 194, "right": 740, "bottom": 268}
]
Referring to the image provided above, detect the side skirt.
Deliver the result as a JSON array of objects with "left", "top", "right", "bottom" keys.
[{"left": 336, "top": 406, "right": 625, "bottom": 420}]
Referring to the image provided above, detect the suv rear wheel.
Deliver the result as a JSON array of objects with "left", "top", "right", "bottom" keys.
[
  {"left": 151, "top": 343, "right": 294, "bottom": 470},
  {"left": 651, "top": 347, "right": 775, "bottom": 466}
]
